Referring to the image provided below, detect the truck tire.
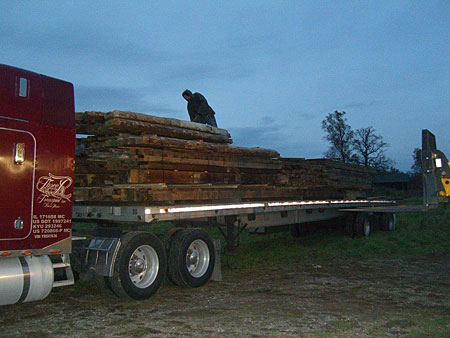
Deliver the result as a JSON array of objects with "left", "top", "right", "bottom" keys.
[
  {"left": 354, "top": 213, "right": 372, "bottom": 237},
  {"left": 94, "top": 275, "right": 116, "bottom": 297},
  {"left": 380, "top": 213, "right": 396, "bottom": 231},
  {"left": 167, "top": 229, "right": 215, "bottom": 288},
  {"left": 109, "top": 231, "right": 166, "bottom": 300}
]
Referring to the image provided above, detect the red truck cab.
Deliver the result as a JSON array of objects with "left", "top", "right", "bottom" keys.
[{"left": 0, "top": 64, "right": 75, "bottom": 257}]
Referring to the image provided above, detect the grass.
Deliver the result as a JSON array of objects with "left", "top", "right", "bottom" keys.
[
  {"left": 403, "top": 314, "right": 450, "bottom": 338},
  {"left": 365, "top": 312, "right": 450, "bottom": 338}
]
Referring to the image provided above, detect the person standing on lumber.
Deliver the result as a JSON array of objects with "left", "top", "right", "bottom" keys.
[{"left": 182, "top": 89, "right": 218, "bottom": 127}]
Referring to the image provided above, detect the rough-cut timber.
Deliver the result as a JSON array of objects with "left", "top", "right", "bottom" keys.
[
  {"left": 74, "top": 110, "right": 375, "bottom": 205},
  {"left": 73, "top": 184, "right": 343, "bottom": 206},
  {"left": 278, "top": 158, "right": 374, "bottom": 191},
  {"left": 82, "top": 135, "right": 279, "bottom": 158},
  {"left": 76, "top": 110, "right": 232, "bottom": 143},
  {"left": 104, "top": 119, "right": 230, "bottom": 143},
  {"left": 106, "top": 110, "right": 229, "bottom": 137}
]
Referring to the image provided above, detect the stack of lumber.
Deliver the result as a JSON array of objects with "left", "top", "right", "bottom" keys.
[
  {"left": 304, "top": 159, "right": 375, "bottom": 191},
  {"left": 278, "top": 158, "right": 375, "bottom": 192},
  {"left": 74, "top": 111, "right": 374, "bottom": 205}
]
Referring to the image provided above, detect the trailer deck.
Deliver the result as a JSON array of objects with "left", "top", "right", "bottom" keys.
[{"left": 73, "top": 199, "right": 395, "bottom": 225}]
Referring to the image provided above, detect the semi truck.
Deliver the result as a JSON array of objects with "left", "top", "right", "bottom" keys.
[{"left": 0, "top": 64, "right": 448, "bottom": 306}]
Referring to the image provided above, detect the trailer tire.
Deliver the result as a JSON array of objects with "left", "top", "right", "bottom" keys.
[
  {"left": 109, "top": 231, "right": 166, "bottom": 300},
  {"left": 345, "top": 213, "right": 357, "bottom": 237},
  {"left": 290, "top": 223, "right": 308, "bottom": 237},
  {"left": 162, "top": 227, "right": 185, "bottom": 252},
  {"left": 354, "top": 213, "right": 372, "bottom": 237},
  {"left": 168, "top": 229, "right": 215, "bottom": 288},
  {"left": 162, "top": 227, "right": 186, "bottom": 285},
  {"left": 380, "top": 213, "right": 396, "bottom": 231}
]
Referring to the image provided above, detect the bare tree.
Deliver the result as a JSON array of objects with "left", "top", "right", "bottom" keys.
[
  {"left": 321, "top": 110, "right": 354, "bottom": 163},
  {"left": 353, "top": 126, "right": 393, "bottom": 170}
]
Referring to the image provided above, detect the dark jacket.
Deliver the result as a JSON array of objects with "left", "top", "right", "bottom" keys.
[{"left": 183, "top": 90, "right": 215, "bottom": 123}]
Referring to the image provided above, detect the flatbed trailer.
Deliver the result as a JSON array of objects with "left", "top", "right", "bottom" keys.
[
  {"left": 0, "top": 64, "right": 447, "bottom": 306},
  {"left": 72, "top": 198, "right": 395, "bottom": 252},
  {"left": 74, "top": 199, "right": 394, "bottom": 225},
  {"left": 73, "top": 198, "right": 395, "bottom": 246}
]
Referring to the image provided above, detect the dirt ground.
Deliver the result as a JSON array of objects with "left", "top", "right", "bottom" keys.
[{"left": 0, "top": 254, "right": 448, "bottom": 337}]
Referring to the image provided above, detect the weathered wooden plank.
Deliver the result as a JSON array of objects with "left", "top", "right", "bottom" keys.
[
  {"left": 306, "top": 159, "right": 377, "bottom": 173},
  {"left": 80, "top": 146, "right": 281, "bottom": 170},
  {"left": 75, "top": 111, "right": 105, "bottom": 123},
  {"left": 94, "top": 135, "right": 280, "bottom": 158},
  {"left": 104, "top": 118, "right": 232, "bottom": 143},
  {"left": 106, "top": 110, "right": 230, "bottom": 137},
  {"left": 127, "top": 169, "right": 240, "bottom": 185}
]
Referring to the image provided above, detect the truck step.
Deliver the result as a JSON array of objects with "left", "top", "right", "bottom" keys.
[
  {"left": 53, "top": 280, "right": 74, "bottom": 288},
  {"left": 52, "top": 262, "right": 71, "bottom": 269},
  {"left": 52, "top": 254, "right": 75, "bottom": 288}
]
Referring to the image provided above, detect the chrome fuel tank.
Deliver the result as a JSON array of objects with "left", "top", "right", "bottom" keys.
[{"left": 0, "top": 255, "right": 54, "bottom": 306}]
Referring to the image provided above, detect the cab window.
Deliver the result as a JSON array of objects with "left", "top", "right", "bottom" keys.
[{"left": 18, "top": 77, "right": 29, "bottom": 98}]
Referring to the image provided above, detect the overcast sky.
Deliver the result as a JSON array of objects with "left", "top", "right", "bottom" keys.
[{"left": 2, "top": 1, "right": 449, "bottom": 171}]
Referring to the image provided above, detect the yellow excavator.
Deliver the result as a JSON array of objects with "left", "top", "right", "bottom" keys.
[{"left": 422, "top": 129, "right": 450, "bottom": 207}]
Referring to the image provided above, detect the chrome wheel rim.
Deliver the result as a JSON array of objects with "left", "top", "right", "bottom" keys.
[
  {"left": 128, "top": 245, "right": 159, "bottom": 288},
  {"left": 388, "top": 216, "right": 395, "bottom": 231},
  {"left": 186, "top": 239, "right": 210, "bottom": 278},
  {"left": 363, "top": 219, "right": 371, "bottom": 236}
]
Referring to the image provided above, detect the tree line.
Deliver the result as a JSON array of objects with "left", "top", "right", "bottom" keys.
[{"left": 321, "top": 110, "right": 394, "bottom": 171}]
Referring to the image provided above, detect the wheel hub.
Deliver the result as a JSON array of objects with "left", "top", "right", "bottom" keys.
[
  {"left": 188, "top": 250, "right": 199, "bottom": 265},
  {"left": 132, "top": 258, "right": 146, "bottom": 274}
]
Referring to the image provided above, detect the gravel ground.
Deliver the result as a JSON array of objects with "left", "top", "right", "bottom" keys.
[{"left": 0, "top": 254, "right": 448, "bottom": 337}]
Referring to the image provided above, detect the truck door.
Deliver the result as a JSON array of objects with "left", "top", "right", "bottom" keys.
[{"left": 0, "top": 128, "right": 36, "bottom": 240}]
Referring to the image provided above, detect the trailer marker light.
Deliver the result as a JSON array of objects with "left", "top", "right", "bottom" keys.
[
  {"left": 50, "top": 249, "right": 61, "bottom": 254},
  {"left": 23, "top": 251, "right": 33, "bottom": 256},
  {"left": 1, "top": 252, "right": 11, "bottom": 257}
]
